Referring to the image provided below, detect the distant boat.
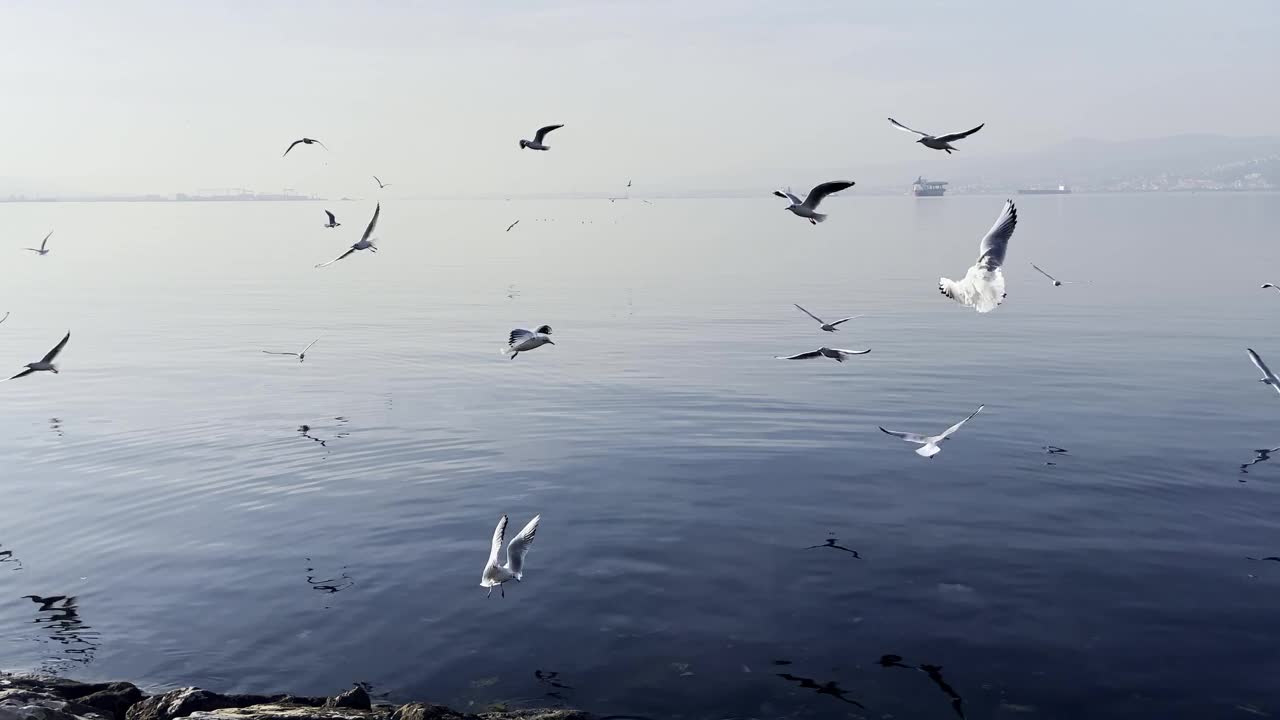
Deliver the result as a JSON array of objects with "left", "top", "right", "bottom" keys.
[
  {"left": 1018, "top": 185, "right": 1072, "bottom": 195},
  {"left": 912, "top": 176, "right": 947, "bottom": 197}
]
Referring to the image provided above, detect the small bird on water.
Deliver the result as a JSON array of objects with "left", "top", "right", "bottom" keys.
[
  {"left": 888, "top": 117, "right": 984, "bottom": 154},
  {"left": 282, "top": 138, "right": 327, "bottom": 157},
  {"left": 7, "top": 331, "right": 70, "bottom": 381},
  {"left": 773, "top": 181, "right": 855, "bottom": 225},
  {"left": 505, "top": 326, "right": 554, "bottom": 358},
  {"left": 519, "top": 124, "right": 564, "bottom": 151},
  {"left": 480, "top": 514, "right": 540, "bottom": 598}
]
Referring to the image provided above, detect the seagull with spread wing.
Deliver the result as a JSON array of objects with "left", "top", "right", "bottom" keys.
[
  {"left": 8, "top": 331, "right": 70, "bottom": 381},
  {"left": 480, "top": 514, "right": 541, "bottom": 598},
  {"left": 519, "top": 124, "right": 564, "bottom": 151},
  {"left": 372, "top": 176, "right": 391, "bottom": 189},
  {"left": 23, "top": 231, "right": 53, "bottom": 256},
  {"left": 316, "top": 203, "right": 379, "bottom": 268},
  {"left": 775, "top": 347, "right": 871, "bottom": 363},
  {"left": 888, "top": 117, "right": 984, "bottom": 153},
  {"left": 793, "top": 304, "right": 862, "bottom": 332},
  {"left": 939, "top": 200, "right": 1018, "bottom": 313},
  {"left": 1030, "top": 263, "right": 1087, "bottom": 287},
  {"left": 773, "top": 181, "right": 855, "bottom": 225},
  {"left": 1248, "top": 348, "right": 1280, "bottom": 396},
  {"left": 505, "top": 325, "right": 554, "bottom": 358},
  {"left": 282, "top": 137, "right": 327, "bottom": 157},
  {"left": 1262, "top": 283, "right": 1280, "bottom": 292},
  {"left": 880, "top": 405, "right": 984, "bottom": 458},
  {"left": 323, "top": 210, "right": 340, "bottom": 229},
  {"left": 262, "top": 336, "right": 322, "bottom": 363}
]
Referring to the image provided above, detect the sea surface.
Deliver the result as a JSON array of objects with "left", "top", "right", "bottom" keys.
[{"left": 3, "top": 193, "right": 1280, "bottom": 719}]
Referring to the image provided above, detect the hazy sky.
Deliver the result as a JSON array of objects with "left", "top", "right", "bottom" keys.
[{"left": 2, "top": 1, "right": 1277, "bottom": 197}]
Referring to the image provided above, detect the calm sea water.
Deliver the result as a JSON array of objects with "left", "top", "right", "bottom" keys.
[{"left": 3, "top": 193, "right": 1280, "bottom": 719}]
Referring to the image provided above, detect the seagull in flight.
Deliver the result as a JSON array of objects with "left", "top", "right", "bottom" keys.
[
  {"left": 7, "top": 331, "right": 70, "bottom": 381},
  {"left": 323, "top": 210, "right": 340, "bottom": 229},
  {"left": 262, "top": 336, "right": 322, "bottom": 362},
  {"left": 505, "top": 325, "right": 554, "bottom": 358},
  {"left": 519, "top": 124, "right": 564, "bottom": 151},
  {"left": 888, "top": 117, "right": 984, "bottom": 154},
  {"left": 1262, "top": 283, "right": 1280, "bottom": 292},
  {"left": 24, "top": 231, "right": 53, "bottom": 256},
  {"left": 773, "top": 181, "right": 855, "bottom": 225},
  {"left": 480, "top": 514, "right": 540, "bottom": 598},
  {"left": 1030, "top": 263, "right": 1086, "bottom": 287},
  {"left": 282, "top": 138, "right": 327, "bottom": 157},
  {"left": 0, "top": 312, "right": 9, "bottom": 326},
  {"left": 372, "top": 176, "right": 391, "bottom": 189},
  {"left": 316, "top": 203, "right": 380, "bottom": 268},
  {"left": 939, "top": 200, "right": 1018, "bottom": 313},
  {"left": 880, "top": 405, "right": 984, "bottom": 458},
  {"left": 775, "top": 347, "right": 871, "bottom": 363},
  {"left": 506, "top": 220, "right": 520, "bottom": 232},
  {"left": 1248, "top": 348, "right": 1280, "bottom": 396},
  {"left": 793, "top": 304, "right": 862, "bottom": 332}
]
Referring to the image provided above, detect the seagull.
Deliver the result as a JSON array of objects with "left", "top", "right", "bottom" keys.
[
  {"left": 7, "top": 331, "right": 70, "bottom": 381},
  {"left": 480, "top": 514, "right": 540, "bottom": 598},
  {"left": 1030, "top": 263, "right": 1086, "bottom": 287},
  {"left": 879, "top": 405, "right": 984, "bottom": 458},
  {"left": 262, "top": 336, "right": 321, "bottom": 362},
  {"left": 323, "top": 210, "right": 340, "bottom": 229},
  {"left": 772, "top": 181, "right": 855, "bottom": 224},
  {"left": 775, "top": 347, "right": 871, "bottom": 363},
  {"left": 519, "top": 124, "right": 564, "bottom": 151},
  {"left": 939, "top": 200, "right": 1017, "bottom": 313},
  {"left": 505, "top": 325, "right": 554, "bottom": 358},
  {"left": 282, "top": 137, "right": 327, "bottom": 157},
  {"left": 1262, "top": 283, "right": 1280, "bottom": 292},
  {"left": 24, "top": 231, "right": 53, "bottom": 256},
  {"left": 0, "top": 312, "right": 9, "bottom": 325},
  {"left": 793, "top": 304, "right": 862, "bottom": 332},
  {"left": 316, "top": 203, "right": 379, "bottom": 268},
  {"left": 1247, "top": 348, "right": 1280, "bottom": 396},
  {"left": 888, "top": 117, "right": 984, "bottom": 154},
  {"left": 372, "top": 176, "right": 391, "bottom": 189},
  {"left": 506, "top": 220, "right": 520, "bottom": 232}
]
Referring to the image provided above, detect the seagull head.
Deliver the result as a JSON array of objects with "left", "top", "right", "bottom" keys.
[{"left": 519, "top": 139, "right": 529, "bottom": 149}]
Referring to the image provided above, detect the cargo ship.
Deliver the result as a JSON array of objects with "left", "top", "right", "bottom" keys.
[
  {"left": 912, "top": 177, "right": 947, "bottom": 197},
  {"left": 1017, "top": 185, "right": 1072, "bottom": 195}
]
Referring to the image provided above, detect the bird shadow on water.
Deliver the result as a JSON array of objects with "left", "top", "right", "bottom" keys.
[
  {"left": 1238, "top": 447, "right": 1279, "bottom": 480},
  {"left": 773, "top": 663, "right": 865, "bottom": 709},
  {"left": 803, "top": 533, "right": 862, "bottom": 559},
  {"left": 22, "top": 595, "right": 100, "bottom": 671},
  {"left": 534, "top": 670, "right": 574, "bottom": 705},
  {"left": 1, "top": 543, "right": 23, "bottom": 571},
  {"left": 879, "top": 654, "right": 966, "bottom": 719},
  {"left": 304, "top": 558, "right": 355, "bottom": 608},
  {"left": 297, "top": 416, "right": 351, "bottom": 451}
]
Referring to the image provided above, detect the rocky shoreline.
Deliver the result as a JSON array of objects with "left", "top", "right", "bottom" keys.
[{"left": 0, "top": 674, "right": 589, "bottom": 720}]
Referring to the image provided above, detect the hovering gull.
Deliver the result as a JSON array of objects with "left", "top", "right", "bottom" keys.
[
  {"left": 888, "top": 117, "right": 984, "bottom": 154},
  {"left": 793, "top": 304, "right": 862, "bottom": 332},
  {"left": 505, "top": 325, "right": 554, "bottom": 358},
  {"left": 775, "top": 347, "right": 871, "bottom": 363},
  {"left": 316, "top": 203, "right": 380, "bottom": 268},
  {"left": 519, "top": 124, "right": 564, "bottom": 151},
  {"left": 773, "top": 181, "right": 855, "bottom": 225},
  {"left": 506, "top": 220, "right": 520, "bottom": 232},
  {"left": 939, "top": 200, "right": 1018, "bottom": 313},
  {"left": 24, "top": 231, "right": 53, "bottom": 256},
  {"left": 880, "top": 405, "right": 984, "bottom": 458},
  {"left": 480, "top": 514, "right": 540, "bottom": 598},
  {"left": 323, "top": 210, "right": 340, "bottom": 229},
  {"left": 282, "top": 137, "right": 327, "bottom": 157},
  {"left": 372, "top": 175, "right": 391, "bottom": 189},
  {"left": 262, "top": 336, "right": 321, "bottom": 362},
  {"left": 7, "top": 331, "right": 70, "bottom": 381},
  {"left": 1247, "top": 348, "right": 1280, "bottom": 396},
  {"left": 1030, "top": 263, "right": 1086, "bottom": 287},
  {"left": 1262, "top": 283, "right": 1280, "bottom": 292}
]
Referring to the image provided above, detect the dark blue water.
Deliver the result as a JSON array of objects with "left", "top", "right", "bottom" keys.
[{"left": 3, "top": 194, "right": 1280, "bottom": 719}]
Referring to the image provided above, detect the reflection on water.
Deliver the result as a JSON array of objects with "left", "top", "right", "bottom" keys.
[
  {"left": 534, "top": 670, "right": 573, "bottom": 704},
  {"left": 305, "top": 560, "right": 355, "bottom": 598},
  {"left": 774, "top": 670, "right": 864, "bottom": 708},
  {"left": 297, "top": 417, "right": 351, "bottom": 450},
  {"left": 48, "top": 418, "right": 64, "bottom": 438},
  {"left": 879, "top": 654, "right": 966, "bottom": 718},
  {"left": 23, "top": 595, "right": 99, "bottom": 670},
  {"left": 803, "top": 534, "right": 861, "bottom": 559},
  {"left": 1239, "top": 447, "right": 1279, "bottom": 476}
]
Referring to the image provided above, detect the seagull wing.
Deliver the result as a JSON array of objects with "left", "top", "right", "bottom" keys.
[
  {"left": 41, "top": 331, "right": 70, "bottom": 363},
  {"left": 360, "top": 203, "right": 381, "bottom": 244},
  {"left": 0, "top": 311, "right": 9, "bottom": 325},
  {"left": 1030, "top": 263, "right": 1058, "bottom": 282},
  {"left": 7, "top": 368, "right": 35, "bottom": 381},
  {"left": 261, "top": 351, "right": 300, "bottom": 357},
  {"left": 932, "top": 405, "right": 984, "bottom": 443},
  {"left": 775, "top": 350, "right": 824, "bottom": 360},
  {"left": 773, "top": 190, "right": 803, "bottom": 205},
  {"left": 487, "top": 515, "right": 508, "bottom": 572},
  {"left": 311, "top": 138, "right": 329, "bottom": 150},
  {"left": 793, "top": 304, "right": 826, "bottom": 324},
  {"left": 888, "top": 117, "right": 929, "bottom": 137},
  {"left": 827, "top": 315, "right": 863, "bottom": 327},
  {"left": 533, "top": 124, "right": 564, "bottom": 143},
  {"left": 1248, "top": 348, "right": 1280, "bottom": 385},
  {"left": 879, "top": 427, "right": 928, "bottom": 444},
  {"left": 315, "top": 248, "right": 356, "bottom": 268},
  {"left": 283, "top": 139, "right": 304, "bottom": 157},
  {"left": 505, "top": 515, "right": 540, "bottom": 576},
  {"left": 325, "top": 210, "right": 337, "bottom": 225},
  {"left": 977, "top": 200, "right": 1017, "bottom": 269},
  {"left": 506, "top": 220, "right": 520, "bottom": 232},
  {"left": 936, "top": 123, "right": 984, "bottom": 143},
  {"left": 509, "top": 328, "right": 534, "bottom": 346},
  {"left": 801, "top": 181, "right": 855, "bottom": 210},
  {"left": 39, "top": 232, "right": 52, "bottom": 251},
  {"left": 829, "top": 348, "right": 871, "bottom": 357},
  {"left": 301, "top": 337, "right": 321, "bottom": 355}
]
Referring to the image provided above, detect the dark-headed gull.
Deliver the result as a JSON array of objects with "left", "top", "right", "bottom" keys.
[
  {"left": 8, "top": 331, "right": 70, "bottom": 381},
  {"left": 888, "top": 118, "right": 984, "bottom": 154},
  {"left": 1248, "top": 348, "right": 1280, "bottom": 396},
  {"left": 283, "top": 137, "right": 327, "bottom": 157},
  {"left": 316, "top": 203, "right": 379, "bottom": 268},
  {"left": 1030, "top": 263, "right": 1087, "bottom": 287},
  {"left": 520, "top": 124, "right": 564, "bottom": 151},
  {"left": 505, "top": 325, "right": 554, "bottom": 358},
  {"left": 793, "top": 304, "right": 862, "bottom": 332},
  {"left": 373, "top": 176, "right": 391, "bottom": 189},
  {"left": 773, "top": 181, "right": 855, "bottom": 225},
  {"left": 323, "top": 210, "right": 340, "bottom": 229},
  {"left": 24, "top": 231, "right": 52, "bottom": 256},
  {"left": 480, "top": 514, "right": 540, "bottom": 598},
  {"left": 940, "top": 200, "right": 1017, "bottom": 313},
  {"left": 880, "top": 405, "right": 984, "bottom": 458},
  {"left": 775, "top": 347, "right": 870, "bottom": 363},
  {"left": 262, "top": 336, "right": 321, "bottom": 362}
]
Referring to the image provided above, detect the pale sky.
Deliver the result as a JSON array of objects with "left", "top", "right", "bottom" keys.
[{"left": 1, "top": 1, "right": 1276, "bottom": 197}]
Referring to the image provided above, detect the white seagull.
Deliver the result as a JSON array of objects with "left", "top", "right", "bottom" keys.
[
  {"left": 1261, "top": 283, "right": 1280, "bottom": 292},
  {"left": 1248, "top": 348, "right": 1280, "bottom": 396},
  {"left": 519, "top": 124, "right": 564, "bottom": 151},
  {"left": 373, "top": 176, "right": 391, "bottom": 189},
  {"left": 505, "top": 325, "right": 554, "bottom": 358},
  {"left": 939, "top": 200, "right": 1018, "bottom": 313},
  {"left": 8, "top": 331, "right": 70, "bottom": 381},
  {"left": 316, "top": 203, "right": 379, "bottom": 268},
  {"left": 773, "top": 181, "right": 855, "bottom": 225},
  {"left": 323, "top": 210, "right": 340, "bottom": 229},
  {"left": 1029, "top": 263, "right": 1086, "bottom": 287},
  {"left": 24, "top": 231, "right": 53, "bottom": 256},
  {"left": 262, "top": 336, "right": 322, "bottom": 363},
  {"left": 480, "top": 514, "right": 541, "bottom": 598},
  {"left": 775, "top": 347, "right": 871, "bottom": 363},
  {"left": 793, "top": 304, "right": 862, "bottom": 332},
  {"left": 880, "top": 405, "right": 984, "bottom": 458},
  {"left": 888, "top": 118, "right": 984, "bottom": 154}
]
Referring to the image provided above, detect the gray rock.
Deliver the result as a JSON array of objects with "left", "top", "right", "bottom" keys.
[
  {"left": 77, "top": 685, "right": 145, "bottom": 720},
  {"left": 323, "top": 689, "right": 369, "bottom": 713},
  {"left": 388, "top": 705, "right": 468, "bottom": 720},
  {"left": 0, "top": 688, "right": 113, "bottom": 720},
  {"left": 125, "top": 689, "right": 291, "bottom": 720},
  {"left": 184, "top": 704, "right": 382, "bottom": 720}
]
